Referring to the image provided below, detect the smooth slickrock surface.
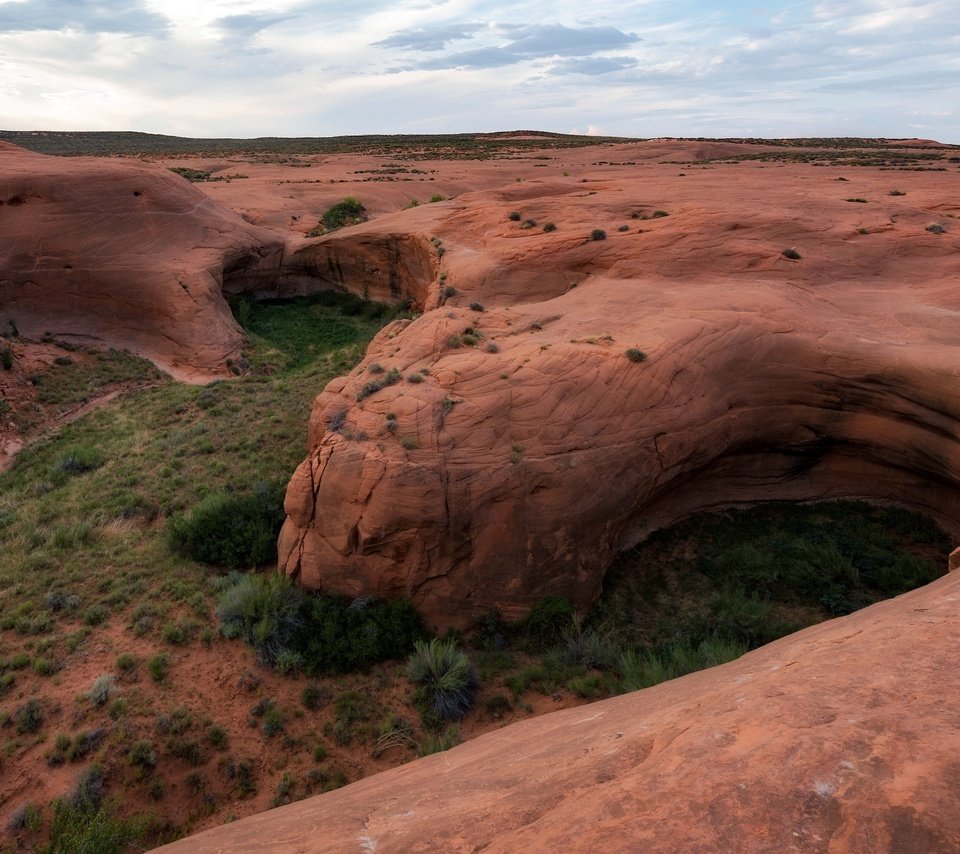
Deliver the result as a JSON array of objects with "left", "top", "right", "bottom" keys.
[
  {"left": 0, "top": 141, "right": 283, "bottom": 379},
  {"left": 276, "top": 147, "right": 960, "bottom": 623},
  {"left": 158, "top": 570, "right": 960, "bottom": 854}
]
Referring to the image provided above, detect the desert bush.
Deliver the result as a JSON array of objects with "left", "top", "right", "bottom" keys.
[
  {"left": 147, "top": 653, "right": 169, "bottom": 683},
  {"left": 217, "top": 573, "right": 304, "bottom": 667},
  {"left": 15, "top": 699, "right": 43, "bottom": 734},
  {"left": 217, "top": 574, "right": 426, "bottom": 675},
  {"left": 322, "top": 197, "right": 365, "bottom": 231},
  {"left": 652, "top": 210, "right": 669, "bottom": 218},
  {"left": 88, "top": 675, "right": 114, "bottom": 707},
  {"left": 301, "top": 682, "right": 331, "bottom": 710},
  {"left": 7, "top": 802, "right": 41, "bottom": 832},
  {"left": 926, "top": 223, "right": 946, "bottom": 234},
  {"left": 508, "top": 210, "right": 521, "bottom": 221},
  {"left": 781, "top": 247, "right": 801, "bottom": 260},
  {"left": 1, "top": 348, "right": 12, "bottom": 371},
  {"left": 429, "top": 194, "right": 445, "bottom": 203},
  {"left": 625, "top": 348, "right": 647, "bottom": 363},
  {"left": 128, "top": 740, "right": 157, "bottom": 772},
  {"left": 521, "top": 596, "right": 575, "bottom": 651},
  {"left": 207, "top": 724, "right": 229, "bottom": 750},
  {"left": 542, "top": 222, "right": 557, "bottom": 232},
  {"left": 300, "top": 594, "right": 426, "bottom": 674},
  {"left": 520, "top": 218, "right": 536, "bottom": 229},
  {"left": 589, "top": 229, "right": 606, "bottom": 241},
  {"left": 468, "top": 302, "right": 485, "bottom": 312},
  {"left": 417, "top": 725, "right": 461, "bottom": 756},
  {"left": 408, "top": 638, "right": 478, "bottom": 721},
  {"left": 167, "top": 481, "right": 285, "bottom": 567}
]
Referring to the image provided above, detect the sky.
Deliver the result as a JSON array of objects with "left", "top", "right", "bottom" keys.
[{"left": 0, "top": 0, "right": 958, "bottom": 141}]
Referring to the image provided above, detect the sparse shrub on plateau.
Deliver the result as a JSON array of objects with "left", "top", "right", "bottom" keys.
[{"left": 166, "top": 481, "right": 286, "bottom": 568}]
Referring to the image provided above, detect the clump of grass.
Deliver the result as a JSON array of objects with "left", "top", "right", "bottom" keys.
[
  {"left": 542, "top": 222, "right": 557, "bottom": 232},
  {"left": 520, "top": 218, "right": 537, "bottom": 229},
  {"left": 147, "top": 653, "right": 169, "bottom": 683},
  {"left": 417, "top": 725, "right": 461, "bottom": 756},
  {"left": 926, "top": 223, "right": 946, "bottom": 234},
  {"left": 408, "top": 638, "right": 478, "bottom": 722},
  {"left": 625, "top": 348, "right": 647, "bottom": 363},
  {"left": 507, "top": 211, "right": 521, "bottom": 221},
  {"left": 468, "top": 302, "right": 485, "bottom": 312}
]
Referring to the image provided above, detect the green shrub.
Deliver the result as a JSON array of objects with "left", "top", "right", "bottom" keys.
[
  {"left": 88, "top": 674, "right": 114, "bottom": 707},
  {"left": 301, "top": 594, "right": 426, "bottom": 674},
  {"left": 781, "top": 247, "right": 801, "bottom": 260},
  {"left": 116, "top": 653, "right": 136, "bottom": 673},
  {"left": 166, "top": 481, "right": 285, "bottom": 567},
  {"left": 147, "top": 653, "right": 169, "bottom": 683},
  {"left": 128, "top": 740, "right": 157, "bottom": 771},
  {"left": 521, "top": 596, "right": 575, "bottom": 651},
  {"left": 1, "top": 348, "right": 12, "bottom": 371},
  {"left": 507, "top": 211, "right": 521, "bottom": 221},
  {"left": 217, "top": 573, "right": 426, "bottom": 674},
  {"left": 15, "top": 699, "right": 43, "bottom": 734},
  {"left": 589, "top": 229, "right": 606, "bottom": 241},
  {"left": 217, "top": 573, "right": 305, "bottom": 667},
  {"left": 652, "top": 210, "right": 669, "bottom": 218},
  {"left": 542, "top": 222, "right": 557, "bottom": 232},
  {"left": 301, "top": 682, "right": 331, "bottom": 710},
  {"left": 407, "top": 638, "right": 478, "bottom": 721},
  {"left": 625, "top": 348, "right": 647, "bottom": 363},
  {"left": 57, "top": 445, "right": 105, "bottom": 476},
  {"left": 207, "top": 724, "right": 229, "bottom": 750},
  {"left": 417, "top": 725, "right": 461, "bottom": 756},
  {"left": 429, "top": 194, "right": 445, "bottom": 203},
  {"left": 322, "top": 197, "right": 365, "bottom": 231}
]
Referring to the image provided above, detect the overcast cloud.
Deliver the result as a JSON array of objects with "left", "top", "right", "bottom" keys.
[{"left": 0, "top": 0, "right": 956, "bottom": 141}]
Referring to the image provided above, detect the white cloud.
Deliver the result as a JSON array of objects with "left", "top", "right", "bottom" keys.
[{"left": 0, "top": 0, "right": 957, "bottom": 141}]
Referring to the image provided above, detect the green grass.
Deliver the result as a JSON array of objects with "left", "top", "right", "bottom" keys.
[
  {"left": 591, "top": 501, "right": 949, "bottom": 652},
  {"left": 0, "top": 293, "right": 396, "bottom": 700}
]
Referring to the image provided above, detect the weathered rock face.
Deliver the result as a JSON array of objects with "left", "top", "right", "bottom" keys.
[
  {"left": 0, "top": 142, "right": 284, "bottom": 379},
  {"left": 279, "top": 160, "right": 960, "bottom": 624},
  {"left": 158, "top": 569, "right": 960, "bottom": 853}
]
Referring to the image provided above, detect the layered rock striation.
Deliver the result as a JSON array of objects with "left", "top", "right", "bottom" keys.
[
  {"left": 279, "top": 168, "right": 960, "bottom": 623},
  {"left": 0, "top": 142, "right": 284, "bottom": 378}
]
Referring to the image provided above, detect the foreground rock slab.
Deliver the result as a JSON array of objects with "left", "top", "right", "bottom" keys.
[{"left": 159, "top": 570, "right": 960, "bottom": 853}]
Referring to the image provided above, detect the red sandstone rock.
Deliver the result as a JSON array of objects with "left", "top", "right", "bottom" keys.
[
  {"left": 158, "top": 570, "right": 960, "bottom": 853},
  {"left": 277, "top": 148, "right": 960, "bottom": 623},
  {"left": 0, "top": 141, "right": 283, "bottom": 379}
]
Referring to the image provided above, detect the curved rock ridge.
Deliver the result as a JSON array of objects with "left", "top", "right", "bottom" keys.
[
  {"left": 158, "top": 570, "right": 960, "bottom": 853},
  {"left": 279, "top": 160, "right": 960, "bottom": 622},
  {"left": 0, "top": 143, "right": 284, "bottom": 379}
]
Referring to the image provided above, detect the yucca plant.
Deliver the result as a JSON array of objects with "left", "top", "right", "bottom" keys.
[{"left": 407, "top": 638, "right": 478, "bottom": 721}]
